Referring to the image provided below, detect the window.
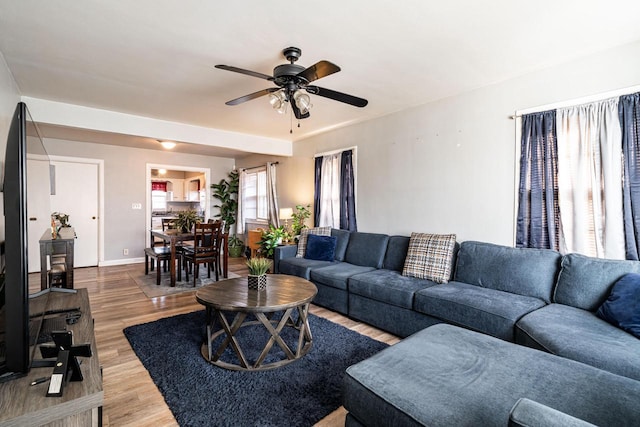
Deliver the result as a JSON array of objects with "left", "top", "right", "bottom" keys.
[
  {"left": 517, "top": 98, "right": 626, "bottom": 259},
  {"left": 314, "top": 148, "right": 358, "bottom": 231},
  {"left": 151, "top": 181, "right": 168, "bottom": 211},
  {"left": 242, "top": 168, "right": 267, "bottom": 220}
]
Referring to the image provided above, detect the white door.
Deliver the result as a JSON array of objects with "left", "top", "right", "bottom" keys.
[
  {"left": 50, "top": 161, "right": 99, "bottom": 268},
  {"left": 27, "top": 158, "right": 53, "bottom": 273}
]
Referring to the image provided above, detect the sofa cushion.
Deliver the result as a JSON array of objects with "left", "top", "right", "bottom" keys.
[
  {"left": 344, "top": 324, "right": 640, "bottom": 427},
  {"left": 515, "top": 303, "right": 640, "bottom": 381},
  {"left": 596, "top": 273, "right": 640, "bottom": 338},
  {"left": 304, "top": 234, "right": 337, "bottom": 261},
  {"left": 295, "top": 226, "right": 331, "bottom": 258},
  {"left": 454, "top": 241, "right": 561, "bottom": 303},
  {"left": 382, "top": 236, "right": 410, "bottom": 271},
  {"left": 310, "top": 263, "right": 376, "bottom": 291},
  {"left": 344, "top": 232, "right": 389, "bottom": 268},
  {"left": 278, "top": 257, "right": 337, "bottom": 280},
  {"left": 331, "top": 228, "right": 351, "bottom": 262},
  {"left": 555, "top": 253, "right": 640, "bottom": 311},
  {"left": 349, "top": 269, "right": 438, "bottom": 309},
  {"left": 402, "top": 233, "right": 456, "bottom": 283},
  {"left": 414, "top": 281, "right": 546, "bottom": 341}
]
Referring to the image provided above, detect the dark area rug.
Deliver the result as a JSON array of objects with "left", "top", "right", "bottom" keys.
[{"left": 123, "top": 310, "right": 388, "bottom": 426}]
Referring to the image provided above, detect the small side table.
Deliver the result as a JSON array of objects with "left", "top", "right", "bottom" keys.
[{"left": 39, "top": 227, "right": 76, "bottom": 290}]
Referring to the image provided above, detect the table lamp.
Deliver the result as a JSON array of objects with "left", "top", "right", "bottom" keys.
[{"left": 279, "top": 207, "right": 293, "bottom": 233}]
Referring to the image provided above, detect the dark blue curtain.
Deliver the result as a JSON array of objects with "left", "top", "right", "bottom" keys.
[
  {"left": 340, "top": 150, "right": 358, "bottom": 231},
  {"left": 620, "top": 92, "right": 640, "bottom": 260},
  {"left": 516, "top": 110, "right": 559, "bottom": 250},
  {"left": 313, "top": 156, "right": 322, "bottom": 227}
]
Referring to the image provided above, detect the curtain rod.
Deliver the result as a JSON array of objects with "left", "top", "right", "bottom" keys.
[
  {"left": 240, "top": 161, "right": 279, "bottom": 171},
  {"left": 509, "top": 84, "right": 640, "bottom": 120},
  {"left": 314, "top": 146, "right": 357, "bottom": 158}
]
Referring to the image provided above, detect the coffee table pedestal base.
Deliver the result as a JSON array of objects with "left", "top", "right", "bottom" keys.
[{"left": 202, "top": 303, "right": 313, "bottom": 371}]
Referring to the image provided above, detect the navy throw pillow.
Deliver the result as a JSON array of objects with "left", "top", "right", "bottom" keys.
[
  {"left": 304, "top": 234, "right": 337, "bottom": 261},
  {"left": 596, "top": 273, "right": 640, "bottom": 339}
]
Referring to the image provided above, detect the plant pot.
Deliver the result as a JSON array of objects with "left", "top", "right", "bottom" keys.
[
  {"left": 248, "top": 274, "right": 267, "bottom": 291},
  {"left": 228, "top": 245, "right": 244, "bottom": 258}
]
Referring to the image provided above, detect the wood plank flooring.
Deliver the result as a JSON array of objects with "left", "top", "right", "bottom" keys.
[{"left": 49, "top": 258, "right": 400, "bottom": 426}]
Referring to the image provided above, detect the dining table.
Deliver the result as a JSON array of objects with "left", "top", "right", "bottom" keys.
[{"left": 150, "top": 229, "right": 229, "bottom": 286}]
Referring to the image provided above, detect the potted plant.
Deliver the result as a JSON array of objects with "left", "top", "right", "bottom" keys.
[
  {"left": 246, "top": 257, "right": 272, "bottom": 290},
  {"left": 291, "top": 204, "right": 311, "bottom": 237},
  {"left": 51, "top": 212, "right": 72, "bottom": 228},
  {"left": 175, "top": 209, "right": 201, "bottom": 233},
  {"left": 211, "top": 170, "right": 239, "bottom": 233},
  {"left": 258, "top": 225, "right": 289, "bottom": 258},
  {"left": 228, "top": 234, "right": 244, "bottom": 258}
]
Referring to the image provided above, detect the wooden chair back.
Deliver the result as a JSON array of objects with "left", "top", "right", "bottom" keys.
[
  {"left": 193, "top": 221, "right": 223, "bottom": 259},
  {"left": 162, "top": 218, "right": 177, "bottom": 231}
]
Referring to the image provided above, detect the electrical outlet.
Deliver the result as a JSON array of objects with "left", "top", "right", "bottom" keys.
[
  {"left": 123, "top": 249, "right": 129, "bottom": 255},
  {"left": 132, "top": 203, "right": 142, "bottom": 209}
]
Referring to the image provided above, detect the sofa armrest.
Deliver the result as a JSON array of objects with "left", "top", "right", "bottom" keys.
[
  {"left": 509, "top": 398, "right": 596, "bottom": 427},
  {"left": 274, "top": 244, "right": 298, "bottom": 273}
]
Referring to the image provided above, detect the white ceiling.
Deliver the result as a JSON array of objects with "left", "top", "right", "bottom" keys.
[{"left": 2, "top": 0, "right": 640, "bottom": 157}]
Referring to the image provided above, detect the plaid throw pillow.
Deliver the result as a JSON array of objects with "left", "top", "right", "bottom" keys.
[
  {"left": 402, "top": 233, "right": 457, "bottom": 283},
  {"left": 296, "top": 226, "right": 332, "bottom": 258}
]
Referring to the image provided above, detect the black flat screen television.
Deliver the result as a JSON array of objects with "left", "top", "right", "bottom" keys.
[{"left": 0, "top": 102, "right": 52, "bottom": 382}]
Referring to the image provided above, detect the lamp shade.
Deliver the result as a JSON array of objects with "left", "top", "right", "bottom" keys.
[{"left": 279, "top": 207, "right": 293, "bottom": 220}]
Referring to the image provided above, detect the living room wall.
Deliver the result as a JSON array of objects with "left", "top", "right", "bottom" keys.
[
  {"left": 266, "top": 40, "right": 640, "bottom": 246},
  {"left": 42, "top": 138, "right": 234, "bottom": 264}
]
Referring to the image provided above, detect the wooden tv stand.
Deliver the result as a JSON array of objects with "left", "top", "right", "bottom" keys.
[{"left": 0, "top": 289, "right": 103, "bottom": 427}]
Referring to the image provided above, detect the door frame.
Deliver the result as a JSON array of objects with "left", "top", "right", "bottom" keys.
[
  {"left": 49, "top": 155, "right": 105, "bottom": 266},
  {"left": 145, "top": 163, "right": 211, "bottom": 248}
]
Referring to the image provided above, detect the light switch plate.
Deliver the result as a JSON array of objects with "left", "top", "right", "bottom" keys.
[{"left": 132, "top": 203, "right": 142, "bottom": 209}]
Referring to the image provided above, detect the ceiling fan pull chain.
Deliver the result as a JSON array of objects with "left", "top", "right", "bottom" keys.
[{"left": 290, "top": 109, "right": 293, "bottom": 134}]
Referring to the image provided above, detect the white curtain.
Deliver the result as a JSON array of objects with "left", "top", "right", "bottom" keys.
[
  {"left": 266, "top": 162, "right": 280, "bottom": 227},
  {"left": 556, "top": 98, "right": 625, "bottom": 259},
  {"left": 236, "top": 169, "right": 246, "bottom": 235},
  {"left": 318, "top": 153, "right": 341, "bottom": 228}
]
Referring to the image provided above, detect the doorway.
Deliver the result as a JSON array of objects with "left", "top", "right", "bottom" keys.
[
  {"left": 145, "top": 164, "right": 211, "bottom": 247},
  {"left": 27, "top": 156, "right": 103, "bottom": 272}
]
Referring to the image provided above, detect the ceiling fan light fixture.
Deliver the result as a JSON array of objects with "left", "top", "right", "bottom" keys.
[
  {"left": 269, "top": 89, "right": 288, "bottom": 114},
  {"left": 159, "top": 140, "right": 176, "bottom": 149},
  {"left": 293, "top": 90, "right": 312, "bottom": 114}
]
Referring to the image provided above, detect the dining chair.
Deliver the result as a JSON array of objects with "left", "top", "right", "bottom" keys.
[
  {"left": 183, "top": 220, "right": 223, "bottom": 286},
  {"left": 144, "top": 246, "right": 182, "bottom": 286}
]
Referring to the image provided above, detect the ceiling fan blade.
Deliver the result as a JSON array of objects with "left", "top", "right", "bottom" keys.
[
  {"left": 291, "top": 98, "right": 310, "bottom": 120},
  {"left": 215, "top": 65, "right": 273, "bottom": 81},
  {"left": 297, "top": 61, "right": 341, "bottom": 83},
  {"left": 225, "top": 88, "right": 279, "bottom": 106},
  {"left": 306, "top": 86, "right": 368, "bottom": 107}
]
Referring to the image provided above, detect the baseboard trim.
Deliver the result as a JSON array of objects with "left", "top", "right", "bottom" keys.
[{"left": 100, "top": 257, "right": 145, "bottom": 267}]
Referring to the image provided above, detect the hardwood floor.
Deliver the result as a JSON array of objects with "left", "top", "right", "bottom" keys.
[{"left": 58, "top": 258, "right": 400, "bottom": 426}]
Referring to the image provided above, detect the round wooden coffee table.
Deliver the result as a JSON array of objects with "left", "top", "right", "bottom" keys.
[{"left": 195, "top": 274, "right": 318, "bottom": 371}]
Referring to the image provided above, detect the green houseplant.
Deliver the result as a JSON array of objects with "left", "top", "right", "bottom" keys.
[
  {"left": 246, "top": 257, "right": 272, "bottom": 290},
  {"left": 211, "top": 170, "right": 239, "bottom": 233},
  {"left": 291, "top": 204, "right": 311, "bottom": 236},
  {"left": 228, "top": 234, "right": 244, "bottom": 258},
  {"left": 258, "top": 225, "right": 289, "bottom": 258},
  {"left": 175, "top": 209, "right": 201, "bottom": 233}
]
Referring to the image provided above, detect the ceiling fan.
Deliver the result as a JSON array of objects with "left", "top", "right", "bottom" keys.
[{"left": 215, "top": 47, "right": 368, "bottom": 120}]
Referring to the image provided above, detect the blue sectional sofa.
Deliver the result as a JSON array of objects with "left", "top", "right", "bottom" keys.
[{"left": 274, "top": 230, "right": 640, "bottom": 425}]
